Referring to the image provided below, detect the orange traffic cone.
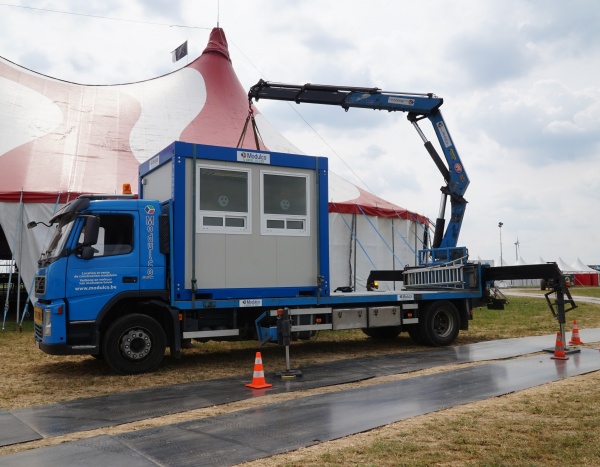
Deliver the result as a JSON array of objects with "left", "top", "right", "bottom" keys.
[
  {"left": 551, "top": 332, "right": 569, "bottom": 360},
  {"left": 569, "top": 320, "right": 583, "bottom": 345},
  {"left": 245, "top": 352, "right": 272, "bottom": 389}
]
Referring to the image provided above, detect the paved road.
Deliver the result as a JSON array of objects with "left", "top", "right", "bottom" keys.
[{"left": 503, "top": 290, "right": 600, "bottom": 305}]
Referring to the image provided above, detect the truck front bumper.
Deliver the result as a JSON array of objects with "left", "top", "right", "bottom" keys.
[{"left": 35, "top": 338, "right": 99, "bottom": 356}]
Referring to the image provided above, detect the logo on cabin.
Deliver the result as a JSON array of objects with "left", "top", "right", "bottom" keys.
[
  {"left": 149, "top": 155, "right": 160, "bottom": 170},
  {"left": 239, "top": 299, "right": 263, "bottom": 307},
  {"left": 237, "top": 151, "right": 270, "bottom": 165},
  {"left": 145, "top": 205, "right": 155, "bottom": 215}
]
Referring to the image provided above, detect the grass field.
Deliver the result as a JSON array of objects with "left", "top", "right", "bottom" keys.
[{"left": 1, "top": 289, "right": 600, "bottom": 465}]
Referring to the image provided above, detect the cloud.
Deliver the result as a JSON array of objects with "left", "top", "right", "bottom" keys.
[
  {"left": 447, "top": 33, "right": 537, "bottom": 88},
  {"left": 521, "top": 1, "right": 600, "bottom": 54},
  {"left": 461, "top": 80, "right": 600, "bottom": 165}
]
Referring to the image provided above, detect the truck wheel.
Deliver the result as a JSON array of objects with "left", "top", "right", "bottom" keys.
[
  {"left": 362, "top": 326, "right": 401, "bottom": 339},
  {"left": 102, "top": 314, "right": 166, "bottom": 375},
  {"left": 418, "top": 301, "right": 459, "bottom": 346}
]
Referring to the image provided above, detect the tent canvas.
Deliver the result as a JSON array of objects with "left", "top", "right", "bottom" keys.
[
  {"left": 557, "top": 257, "right": 577, "bottom": 273},
  {"left": 0, "top": 27, "right": 428, "bottom": 298},
  {"left": 328, "top": 172, "right": 428, "bottom": 291},
  {"left": 571, "top": 258, "right": 599, "bottom": 286},
  {"left": 573, "top": 258, "right": 598, "bottom": 273}
]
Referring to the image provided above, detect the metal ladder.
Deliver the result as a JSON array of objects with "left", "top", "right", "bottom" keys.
[{"left": 404, "top": 262, "right": 466, "bottom": 289}]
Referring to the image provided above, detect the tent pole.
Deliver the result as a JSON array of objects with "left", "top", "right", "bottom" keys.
[
  {"left": 2, "top": 260, "right": 14, "bottom": 331},
  {"left": 413, "top": 221, "right": 418, "bottom": 267},
  {"left": 2, "top": 190, "right": 23, "bottom": 330},
  {"left": 391, "top": 218, "right": 396, "bottom": 291},
  {"left": 352, "top": 214, "right": 357, "bottom": 291},
  {"left": 16, "top": 190, "right": 24, "bottom": 323}
]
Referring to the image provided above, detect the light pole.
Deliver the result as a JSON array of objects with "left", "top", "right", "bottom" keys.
[{"left": 498, "top": 222, "right": 503, "bottom": 266}]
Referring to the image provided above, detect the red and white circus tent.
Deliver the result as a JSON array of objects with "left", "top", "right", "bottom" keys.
[{"left": 0, "top": 27, "right": 428, "bottom": 294}]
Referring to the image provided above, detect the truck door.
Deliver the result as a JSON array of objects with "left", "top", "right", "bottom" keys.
[{"left": 66, "top": 213, "right": 139, "bottom": 321}]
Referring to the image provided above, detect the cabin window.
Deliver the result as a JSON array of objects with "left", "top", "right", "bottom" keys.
[
  {"left": 261, "top": 172, "right": 309, "bottom": 236},
  {"left": 197, "top": 166, "right": 251, "bottom": 233},
  {"left": 80, "top": 214, "right": 134, "bottom": 256}
]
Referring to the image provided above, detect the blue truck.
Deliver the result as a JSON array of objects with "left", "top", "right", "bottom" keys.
[{"left": 30, "top": 82, "right": 575, "bottom": 374}]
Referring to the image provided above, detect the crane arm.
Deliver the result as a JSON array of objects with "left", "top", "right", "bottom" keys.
[{"left": 248, "top": 80, "right": 469, "bottom": 263}]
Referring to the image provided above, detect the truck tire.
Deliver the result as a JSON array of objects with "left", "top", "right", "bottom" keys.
[
  {"left": 362, "top": 326, "right": 401, "bottom": 339},
  {"left": 418, "top": 301, "right": 459, "bottom": 346},
  {"left": 102, "top": 314, "right": 166, "bottom": 375}
]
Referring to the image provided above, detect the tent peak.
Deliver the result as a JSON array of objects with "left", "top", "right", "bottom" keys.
[{"left": 201, "top": 27, "right": 231, "bottom": 62}]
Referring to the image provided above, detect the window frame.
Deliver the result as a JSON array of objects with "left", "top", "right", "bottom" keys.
[
  {"left": 260, "top": 170, "right": 310, "bottom": 237},
  {"left": 196, "top": 164, "right": 252, "bottom": 234}
]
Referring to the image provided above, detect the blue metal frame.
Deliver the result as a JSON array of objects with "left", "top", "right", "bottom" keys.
[
  {"left": 316, "top": 158, "right": 330, "bottom": 297},
  {"left": 419, "top": 246, "right": 469, "bottom": 266},
  {"left": 172, "top": 286, "right": 483, "bottom": 311}
]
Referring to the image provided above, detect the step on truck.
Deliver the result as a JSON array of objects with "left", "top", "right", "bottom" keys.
[{"left": 30, "top": 81, "right": 576, "bottom": 374}]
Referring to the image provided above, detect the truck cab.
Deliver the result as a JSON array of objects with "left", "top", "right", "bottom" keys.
[{"left": 33, "top": 196, "right": 175, "bottom": 373}]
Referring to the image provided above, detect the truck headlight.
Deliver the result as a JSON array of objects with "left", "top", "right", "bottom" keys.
[{"left": 43, "top": 309, "right": 52, "bottom": 337}]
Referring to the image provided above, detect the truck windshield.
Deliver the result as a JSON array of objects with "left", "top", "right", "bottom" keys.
[{"left": 42, "top": 217, "right": 77, "bottom": 265}]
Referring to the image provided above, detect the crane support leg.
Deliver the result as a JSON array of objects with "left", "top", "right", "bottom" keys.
[{"left": 482, "top": 263, "right": 577, "bottom": 349}]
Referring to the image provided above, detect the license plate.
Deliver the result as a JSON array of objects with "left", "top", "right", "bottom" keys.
[{"left": 34, "top": 306, "right": 43, "bottom": 325}]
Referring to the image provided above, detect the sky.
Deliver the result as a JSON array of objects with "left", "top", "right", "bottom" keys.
[{"left": 0, "top": 0, "right": 599, "bottom": 266}]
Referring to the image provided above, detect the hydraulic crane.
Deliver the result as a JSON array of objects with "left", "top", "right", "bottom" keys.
[
  {"left": 248, "top": 79, "right": 469, "bottom": 265},
  {"left": 248, "top": 80, "right": 578, "bottom": 347}
]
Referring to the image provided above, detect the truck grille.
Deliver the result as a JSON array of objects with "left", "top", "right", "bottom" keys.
[{"left": 34, "top": 275, "right": 46, "bottom": 295}]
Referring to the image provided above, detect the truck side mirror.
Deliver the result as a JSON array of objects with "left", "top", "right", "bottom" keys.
[
  {"left": 82, "top": 216, "right": 99, "bottom": 246},
  {"left": 80, "top": 246, "right": 96, "bottom": 260}
]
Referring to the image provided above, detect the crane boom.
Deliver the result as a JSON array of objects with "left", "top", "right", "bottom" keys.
[{"left": 248, "top": 80, "right": 470, "bottom": 265}]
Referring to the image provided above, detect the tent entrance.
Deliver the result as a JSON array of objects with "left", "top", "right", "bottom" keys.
[{"left": 0, "top": 224, "right": 11, "bottom": 260}]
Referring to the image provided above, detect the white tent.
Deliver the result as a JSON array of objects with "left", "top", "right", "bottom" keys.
[
  {"left": 571, "top": 258, "right": 599, "bottom": 286},
  {"left": 328, "top": 172, "right": 428, "bottom": 291},
  {"left": 0, "top": 27, "right": 428, "bottom": 296},
  {"left": 557, "top": 257, "right": 577, "bottom": 273},
  {"left": 573, "top": 258, "right": 598, "bottom": 273}
]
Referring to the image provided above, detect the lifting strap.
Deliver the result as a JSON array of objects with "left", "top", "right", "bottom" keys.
[{"left": 237, "top": 102, "right": 264, "bottom": 150}]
